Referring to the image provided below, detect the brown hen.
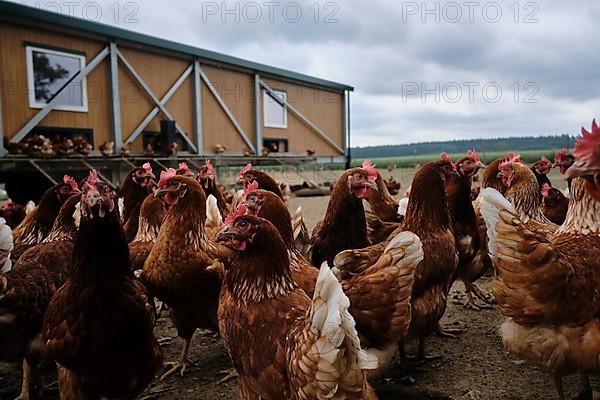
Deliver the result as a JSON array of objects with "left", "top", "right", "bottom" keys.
[
  {"left": 43, "top": 171, "right": 161, "bottom": 399},
  {"left": 217, "top": 213, "right": 378, "bottom": 399}
]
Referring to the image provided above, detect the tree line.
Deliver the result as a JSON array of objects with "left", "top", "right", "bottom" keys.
[{"left": 350, "top": 135, "right": 575, "bottom": 158}]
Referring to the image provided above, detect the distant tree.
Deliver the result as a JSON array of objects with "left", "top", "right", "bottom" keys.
[
  {"left": 352, "top": 135, "right": 575, "bottom": 158},
  {"left": 33, "top": 53, "right": 69, "bottom": 102}
]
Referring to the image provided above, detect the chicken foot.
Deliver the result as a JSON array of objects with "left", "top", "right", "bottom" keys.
[
  {"left": 160, "top": 337, "right": 192, "bottom": 381},
  {"left": 463, "top": 281, "right": 494, "bottom": 309},
  {"left": 435, "top": 323, "right": 465, "bottom": 339},
  {"left": 416, "top": 337, "right": 441, "bottom": 363},
  {"left": 216, "top": 368, "right": 238, "bottom": 385},
  {"left": 395, "top": 340, "right": 430, "bottom": 376}
]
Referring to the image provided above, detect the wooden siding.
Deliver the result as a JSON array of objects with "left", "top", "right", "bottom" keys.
[
  {"left": 117, "top": 47, "right": 194, "bottom": 151},
  {"left": 0, "top": 22, "right": 345, "bottom": 156},
  {"left": 0, "top": 23, "right": 112, "bottom": 146},
  {"left": 200, "top": 65, "right": 254, "bottom": 153},
  {"left": 261, "top": 77, "right": 343, "bottom": 156}
]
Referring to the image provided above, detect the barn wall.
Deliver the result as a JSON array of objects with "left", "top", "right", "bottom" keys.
[
  {"left": 0, "top": 23, "right": 112, "bottom": 146},
  {"left": 261, "top": 77, "right": 344, "bottom": 156},
  {"left": 0, "top": 22, "right": 347, "bottom": 157},
  {"left": 200, "top": 64, "right": 254, "bottom": 153},
  {"left": 117, "top": 47, "right": 195, "bottom": 151}
]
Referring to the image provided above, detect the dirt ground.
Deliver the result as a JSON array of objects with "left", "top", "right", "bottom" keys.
[{"left": 0, "top": 167, "right": 582, "bottom": 400}]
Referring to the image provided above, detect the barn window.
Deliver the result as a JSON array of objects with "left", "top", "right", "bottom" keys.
[
  {"left": 25, "top": 45, "right": 88, "bottom": 112},
  {"left": 263, "top": 89, "right": 287, "bottom": 129}
]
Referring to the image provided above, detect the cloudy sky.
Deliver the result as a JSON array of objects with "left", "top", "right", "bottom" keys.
[{"left": 14, "top": 0, "right": 600, "bottom": 147}]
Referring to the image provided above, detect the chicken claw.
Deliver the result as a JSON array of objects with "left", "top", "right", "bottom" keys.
[
  {"left": 435, "top": 324, "right": 465, "bottom": 339},
  {"left": 216, "top": 368, "right": 238, "bottom": 385},
  {"left": 159, "top": 338, "right": 191, "bottom": 381},
  {"left": 160, "top": 361, "right": 187, "bottom": 381}
]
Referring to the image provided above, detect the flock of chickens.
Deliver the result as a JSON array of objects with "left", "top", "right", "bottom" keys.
[{"left": 0, "top": 119, "right": 599, "bottom": 400}]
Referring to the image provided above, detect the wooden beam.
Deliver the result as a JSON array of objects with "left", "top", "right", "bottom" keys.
[
  {"left": 193, "top": 60, "right": 204, "bottom": 155},
  {"left": 126, "top": 63, "right": 193, "bottom": 145},
  {"left": 253, "top": 74, "right": 262, "bottom": 155},
  {"left": 197, "top": 66, "right": 256, "bottom": 153},
  {"left": 260, "top": 80, "right": 344, "bottom": 155},
  {"left": 0, "top": 86, "right": 5, "bottom": 156},
  {"left": 109, "top": 42, "right": 123, "bottom": 152},
  {"left": 29, "top": 160, "right": 57, "bottom": 184},
  {"left": 117, "top": 50, "right": 197, "bottom": 153},
  {"left": 79, "top": 159, "right": 117, "bottom": 190},
  {"left": 11, "top": 46, "right": 110, "bottom": 144}
]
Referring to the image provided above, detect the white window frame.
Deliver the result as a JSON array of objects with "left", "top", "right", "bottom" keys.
[
  {"left": 263, "top": 89, "right": 287, "bottom": 129},
  {"left": 25, "top": 45, "right": 88, "bottom": 112}
]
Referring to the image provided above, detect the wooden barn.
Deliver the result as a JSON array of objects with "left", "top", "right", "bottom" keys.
[{"left": 0, "top": 1, "right": 352, "bottom": 201}]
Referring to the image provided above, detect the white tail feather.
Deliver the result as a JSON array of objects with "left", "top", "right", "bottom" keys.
[
  {"left": 118, "top": 197, "right": 125, "bottom": 221},
  {"left": 0, "top": 218, "right": 13, "bottom": 273},
  {"left": 480, "top": 187, "right": 514, "bottom": 256},
  {"left": 205, "top": 195, "right": 223, "bottom": 227},
  {"left": 398, "top": 197, "right": 409, "bottom": 217},
  {"left": 291, "top": 206, "right": 303, "bottom": 240},
  {"left": 25, "top": 201, "right": 36, "bottom": 215},
  {"left": 311, "top": 263, "right": 378, "bottom": 372},
  {"left": 385, "top": 230, "right": 424, "bottom": 268},
  {"left": 72, "top": 202, "right": 81, "bottom": 229}
]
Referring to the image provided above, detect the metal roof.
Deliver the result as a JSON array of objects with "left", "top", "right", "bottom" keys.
[{"left": 0, "top": 0, "right": 353, "bottom": 92}]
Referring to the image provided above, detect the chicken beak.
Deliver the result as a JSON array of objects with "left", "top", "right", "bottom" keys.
[
  {"left": 154, "top": 186, "right": 170, "bottom": 198},
  {"left": 476, "top": 161, "right": 486, "bottom": 170},
  {"left": 366, "top": 180, "right": 378, "bottom": 191},
  {"left": 563, "top": 159, "right": 600, "bottom": 180},
  {"left": 216, "top": 227, "right": 235, "bottom": 243}
]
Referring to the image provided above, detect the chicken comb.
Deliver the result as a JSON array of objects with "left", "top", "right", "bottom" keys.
[
  {"left": 178, "top": 162, "right": 191, "bottom": 174},
  {"left": 499, "top": 152, "right": 522, "bottom": 171},
  {"left": 440, "top": 152, "right": 457, "bottom": 170},
  {"left": 242, "top": 180, "right": 259, "bottom": 200},
  {"left": 467, "top": 149, "right": 480, "bottom": 163},
  {"left": 2, "top": 199, "right": 12, "bottom": 206},
  {"left": 225, "top": 204, "right": 248, "bottom": 227},
  {"left": 205, "top": 159, "right": 214, "bottom": 174},
  {"left": 540, "top": 183, "right": 551, "bottom": 197},
  {"left": 361, "top": 160, "right": 378, "bottom": 182},
  {"left": 574, "top": 119, "right": 600, "bottom": 161},
  {"left": 158, "top": 168, "right": 177, "bottom": 188},
  {"left": 86, "top": 170, "right": 98, "bottom": 187},
  {"left": 142, "top": 162, "right": 152, "bottom": 175},
  {"left": 63, "top": 175, "right": 78, "bottom": 190},
  {"left": 540, "top": 155, "right": 551, "bottom": 165},
  {"left": 240, "top": 163, "right": 253, "bottom": 177},
  {"left": 554, "top": 148, "right": 568, "bottom": 163}
]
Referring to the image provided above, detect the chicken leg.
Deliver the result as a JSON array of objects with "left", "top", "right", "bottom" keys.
[
  {"left": 160, "top": 337, "right": 192, "bottom": 381},
  {"left": 15, "top": 358, "right": 31, "bottom": 400},
  {"left": 463, "top": 281, "right": 494, "bottom": 310},
  {"left": 577, "top": 372, "right": 595, "bottom": 400},
  {"left": 416, "top": 337, "right": 441, "bottom": 362},
  {"left": 552, "top": 373, "right": 565, "bottom": 400}
]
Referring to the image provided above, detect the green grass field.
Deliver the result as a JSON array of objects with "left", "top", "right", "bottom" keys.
[{"left": 351, "top": 148, "right": 560, "bottom": 168}]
